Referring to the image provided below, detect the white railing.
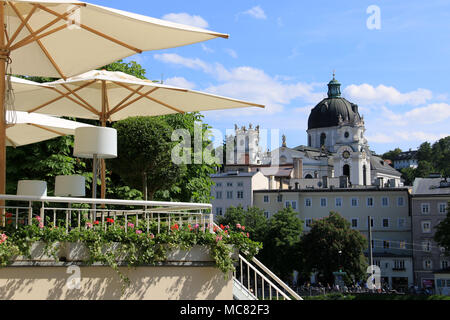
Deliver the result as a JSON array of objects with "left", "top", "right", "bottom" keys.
[
  {"left": 0, "top": 195, "right": 213, "bottom": 233},
  {"left": 234, "top": 254, "right": 303, "bottom": 301}
]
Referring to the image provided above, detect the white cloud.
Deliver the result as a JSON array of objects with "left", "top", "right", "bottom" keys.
[
  {"left": 154, "top": 53, "right": 213, "bottom": 73},
  {"left": 161, "top": 13, "right": 209, "bottom": 29},
  {"left": 201, "top": 44, "right": 214, "bottom": 53},
  {"left": 240, "top": 6, "right": 267, "bottom": 20},
  {"left": 154, "top": 53, "right": 324, "bottom": 115},
  {"left": 225, "top": 48, "right": 238, "bottom": 59},
  {"left": 344, "top": 84, "right": 433, "bottom": 106},
  {"left": 164, "top": 77, "right": 196, "bottom": 90}
]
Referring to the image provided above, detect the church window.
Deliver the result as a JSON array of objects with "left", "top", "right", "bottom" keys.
[
  {"left": 308, "top": 135, "right": 312, "bottom": 147},
  {"left": 343, "top": 165, "right": 350, "bottom": 179},
  {"left": 320, "top": 133, "right": 327, "bottom": 147},
  {"left": 344, "top": 132, "right": 350, "bottom": 139},
  {"left": 305, "top": 174, "right": 313, "bottom": 179},
  {"left": 363, "top": 165, "right": 368, "bottom": 186}
]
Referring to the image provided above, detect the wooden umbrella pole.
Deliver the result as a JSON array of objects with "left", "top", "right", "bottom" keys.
[
  {"left": 0, "top": 3, "right": 7, "bottom": 223},
  {"left": 100, "top": 81, "right": 107, "bottom": 203}
]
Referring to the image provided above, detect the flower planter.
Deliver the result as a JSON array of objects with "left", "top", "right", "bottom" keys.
[
  {"left": 63, "top": 242, "right": 90, "bottom": 262},
  {"left": 14, "top": 241, "right": 63, "bottom": 262},
  {"left": 166, "top": 245, "right": 214, "bottom": 263}
]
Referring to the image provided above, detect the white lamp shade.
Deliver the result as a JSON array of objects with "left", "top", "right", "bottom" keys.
[
  {"left": 17, "top": 180, "right": 47, "bottom": 197},
  {"left": 55, "top": 175, "right": 86, "bottom": 197},
  {"left": 73, "top": 127, "right": 118, "bottom": 159}
]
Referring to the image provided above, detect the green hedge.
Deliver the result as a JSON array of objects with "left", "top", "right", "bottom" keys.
[{"left": 303, "top": 293, "right": 450, "bottom": 301}]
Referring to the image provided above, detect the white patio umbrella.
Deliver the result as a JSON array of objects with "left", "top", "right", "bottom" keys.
[
  {"left": 13, "top": 69, "right": 265, "bottom": 198},
  {"left": 0, "top": 0, "right": 229, "bottom": 196},
  {"left": 6, "top": 110, "right": 92, "bottom": 147}
]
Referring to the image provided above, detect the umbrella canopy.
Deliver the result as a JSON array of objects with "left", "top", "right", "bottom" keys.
[
  {"left": 13, "top": 69, "right": 265, "bottom": 200},
  {"left": 6, "top": 111, "right": 92, "bottom": 147},
  {"left": 14, "top": 69, "right": 265, "bottom": 121},
  {"left": 3, "top": 0, "right": 228, "bottom": 79},
  {"left": 0, "top": 0, "right": 229, "bottom": 198}
]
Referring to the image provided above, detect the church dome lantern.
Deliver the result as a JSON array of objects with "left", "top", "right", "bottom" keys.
[{"left": 308, "top": 74, "right": 362, "bottom": 130}]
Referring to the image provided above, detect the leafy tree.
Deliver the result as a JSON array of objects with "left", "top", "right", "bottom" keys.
[
  {"left": 435, "top": 203, "right": 450, "bottom": 256},
  {"left": 160, "top": 113, "right": 219, "bottom": 203},
  {"left": 382, "top": 148, "right": 403, "bottom": 161},
  {"left": 299, "top": 212, "right": 368, "bottom": 285},
  {"left": 101, "top": 59, "right": 147, "bottom": 80},
  {"left": 217, "top": 206, "right": 268, "bottom": 243},
  {"left": 417, "top": 142, "right": 433, "bottom": 163},
  {"left": 110, "top": 116, "right": 185, "bottom": 201},
  {"left": 401, "top": 167, "right": 417, "bottom": 186},
  {"left": 259, "top": 208, "right": 304, "bottom": 281}
]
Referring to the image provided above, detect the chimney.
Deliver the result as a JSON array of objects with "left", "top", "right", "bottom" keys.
[{"left": 293, "top": 158, "right": 303, "bottom": 179}]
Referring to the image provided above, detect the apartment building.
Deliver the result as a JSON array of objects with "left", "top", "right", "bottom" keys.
[
  {"left": 254, "top": 187, "right": 413, "bottom": 290},
  {"left": 411, "top": 178, "right": 450, "bottom": 290}
]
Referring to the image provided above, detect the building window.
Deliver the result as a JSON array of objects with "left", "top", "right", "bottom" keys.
[
  {"left": 351, "top": 218, "right": 358, "bottom": 229},
  {"left": 264, "top": 212, "right": 270, "bottom": 219},
  {"left": 216, "top": 183, "right": 222, "bottom": 188},
  {"left": 367, "top": 197, "right": 374, "bottom": 208},
  {"left": 277, "top": 195, "right": 283, "bottom": 203},
  {"left": 382, "top": 218, "right": 390, "bottom": 228},
  {"left": 423, "top": 260, "right": 433, "bottom": 270},
  {"left": 399, "top": 241, "right": 407, "bottom": 250},
  {"left": 370, "top": 218, "right": 375, "bottom": 228},
  {"left": 381, "top": 197, "right": 389, "bottom": 207},
  {"left": 227, "top": 182, "right": 233, "bottom": 187},
  {"left": 237, "top": 191, "right": 244, "bottom": 199},
  {"left": 398, "top": 218, "right": 406, "bottom": 228},
  {"left": 421, "top": 203, "right": 430, "bottom": 215},
  {"left": 216, "top": 191, "right": 223, "bottom": 200},
  {"left": 320, "top": 133, "right": 327, "bottom": 147},
  {"left": 216, "top": 208, "right": 223, "bottom": 216},
  {"left": 397, "top": 197, "right": 405, "bottom": 207},
  {"left": 291, "top": 201, "right": 298, "bottom": 210},
  {"left": 335, "top": 198, "right": 343, "bottom": 208},
  {"left": 439, "top": 203, "right": 448, "bottom": 214},
  {"left": 263, "top": 195, "right": 270, "bottom": 203},
  {"left": 237, "top": 182, "right": 244, "bottom": 187},
  {"left": 374, "top": 260, "right": 381, "bottom": 267},
  {"left": 383, "top": 240, "right": 390, "bottom": 249},
  {"left": 441, "top": 260, "right": 449, "bottom": 269},
  {"left": 351, "top": 198, "right": 359, "bottom": 207},
  {"left": 421, "top": 221, "right": 432, "bottom": 233},
  {"left": 422, "top": 241, "right": 432, "bottom": 252},
  {"left": 394, "top": 260, "right": 405, "bottom": 270},
  {"left": 305, "top": 198, "right": 312, "bottom": 208},
  {"left": 305, "top": 219, "right": 313, "bottom": 228},
  {"left": 320, "top": 198, "right": 328, "bottom": 208},
  {"left": 227, "top": 191, "right": 233, "bottom": 199},
  {"left": 285, "top": 201, "right": 291, "bottom": 209}
]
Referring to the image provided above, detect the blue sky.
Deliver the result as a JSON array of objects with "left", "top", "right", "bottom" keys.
[{"left": 90, "top": 0, "right": 450, "bottom": 154}]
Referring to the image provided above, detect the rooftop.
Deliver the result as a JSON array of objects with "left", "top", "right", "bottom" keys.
[{"left": 412, "top": 178, "right": 450, "bottom": 196}]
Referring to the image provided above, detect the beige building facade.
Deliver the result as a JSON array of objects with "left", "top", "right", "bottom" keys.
[{"left": 254, "top": 188, "right": 414, "bottom": 290}]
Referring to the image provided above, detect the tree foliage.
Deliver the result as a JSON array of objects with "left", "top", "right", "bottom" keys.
[
  {"left": 110, "top": 116, "right": 185, "bottom": 201},
  {"left": 435, "top": 204, "right": 450, "bottom": 256},
  {"left": 383, "top": 136, "right": 450, "bottom": 184},
  {"left": 299, "top": 212, "right": 368, "bottom": 285}
]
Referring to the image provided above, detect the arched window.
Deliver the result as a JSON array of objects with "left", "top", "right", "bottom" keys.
[
  {"left": 320, "top": 133, "right": 327, "bottom": 147},
  {"left": 363, "top": 165, "right": 367, "bottom": 186},
  {"left": 308, "top": 135, "right": 312, "bottom": 147},
  {"left": 343, "top": 165, "right": 350, "bottom": 180},
  {"left": 305, "top": 174, "right": 313, "bottom": 179}
]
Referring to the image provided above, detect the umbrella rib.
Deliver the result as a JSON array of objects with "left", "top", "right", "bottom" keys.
[
  {"left": 36, "top": 4, "right": 143, "bottom": 54},
  {"left": 108, "top": 87, "right": 159, "bottom": 117},
  {"left": 59, "top": 83, "right": 99, "bottom": 115},
  {"left": 7, "top": 4, "right": 38, "bottom": 48},
  {"left": 29, "top": 123, "right": 67, "bottom": 137},
  {"left": 145, "top": 96, "right": 185, "bottom": 114},
  {"left": 9, "top": 3, "right": 66, "bottom": 79},
  {"left": 9, "top": 4, "right": 83, "bottom": 51},
  {"left": 114, "top": 82, "right": 185, "bottom": 114},
  {"left": 28, "top": 81, "right": 98, "bottom": 115},
  {"left": 108, "top": 85, "right": 145, "bottom": 117}
]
